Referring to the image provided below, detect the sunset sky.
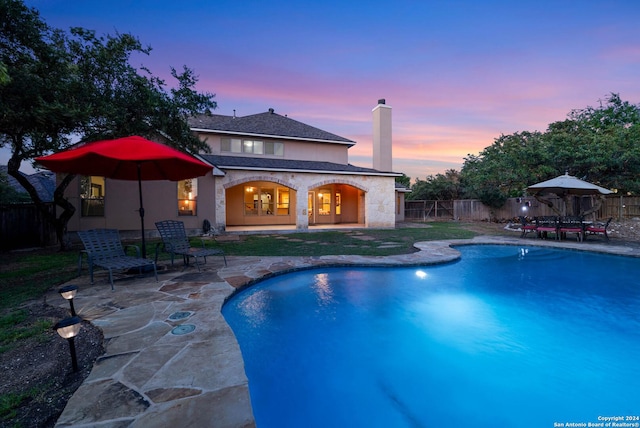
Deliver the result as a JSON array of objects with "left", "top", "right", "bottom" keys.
[{"left": 12, "top": 0, "right": 640, "bottom": 180}]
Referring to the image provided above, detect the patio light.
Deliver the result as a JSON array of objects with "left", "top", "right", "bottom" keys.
[
  {"left": 54, "top": 316, "right": 82, "bottom": 372},
  {"left": 58, "top": 284, "right": 78, "bottom": 316}
]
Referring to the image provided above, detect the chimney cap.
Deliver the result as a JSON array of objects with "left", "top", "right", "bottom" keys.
[{"left": 377, "top": 99, "right": 386, "bottom": 105}]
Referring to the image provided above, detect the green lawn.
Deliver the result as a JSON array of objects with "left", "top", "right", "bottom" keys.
[{"left": 213, "top": 222, "right": 477, "bottom": 256}]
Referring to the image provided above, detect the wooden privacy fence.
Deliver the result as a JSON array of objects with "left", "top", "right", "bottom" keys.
[
  {"left": 406, "top": 195, "right": 640, "bottom": 222},
  {"left": 0, "top": 203, "right": 57, "bottom": 251}
]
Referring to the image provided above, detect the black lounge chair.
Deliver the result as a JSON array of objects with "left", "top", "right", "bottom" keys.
[
  {"left": 155, "top": 220, "right": 227, "bottom": 271},
  {"left": 78, "top": 229, "right": 158, "bottom": 290}
]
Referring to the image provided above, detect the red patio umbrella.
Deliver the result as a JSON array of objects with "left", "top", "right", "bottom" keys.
[{"left": 36, "top": 136, "right": 212, "bottom": 257}]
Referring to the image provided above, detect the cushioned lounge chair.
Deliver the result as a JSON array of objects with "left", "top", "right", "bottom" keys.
[
  {"left": 78, "top": 229, "right": 158, "bottom": 290},
  {"left": 155, "top": 220, "right": 227, "bottom": 271},
  {"left": 585, "top": 217, "right": 612, "bottom": 241}
]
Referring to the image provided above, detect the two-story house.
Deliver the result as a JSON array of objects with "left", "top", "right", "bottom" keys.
[{"left": 61, "top": 100, "right": 404, "bottom": 238}]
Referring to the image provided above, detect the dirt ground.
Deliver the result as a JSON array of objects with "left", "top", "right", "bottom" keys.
[
  {"left": 2, "top": 219, "right": 638, "bottom": 427},
  {"left": 0, "top": 303, "right": 104, "bottom": 428}
]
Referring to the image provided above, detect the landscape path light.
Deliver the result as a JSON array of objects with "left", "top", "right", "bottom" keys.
[
  {"left": 58, "top": 284, "right": 78, "bottom": 316},
  {"left": 54, "top": 316, "right": 82, "bottom": 372}
]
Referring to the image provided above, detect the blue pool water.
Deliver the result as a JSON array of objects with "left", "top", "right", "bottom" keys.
[{"left": 222, "top": 245, "right": 640, "bottom": 427}]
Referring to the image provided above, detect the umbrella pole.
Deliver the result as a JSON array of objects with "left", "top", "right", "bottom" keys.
[{"left": 137, "top": 163, "right": 147, "bottom": 259}]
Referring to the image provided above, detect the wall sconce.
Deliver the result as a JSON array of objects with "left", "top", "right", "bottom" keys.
[
  {"left": 58, "top": 284, "right": 78, "bottom": 316},
  {"left": 54, "top": 316, "right": 82, "bottom": 372}
]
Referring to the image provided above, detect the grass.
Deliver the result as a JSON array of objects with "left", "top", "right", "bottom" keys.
[
  {"left": 212, "top": 222, "right": 478, "bottom": 256},
  {"left": 0, "top": 310, "right": 53, "bottom": 353},
  {"left": 0, "top": 250, "right": 79, "bottom": 355},
  {"left": 0, "top": 383, "right": 55, "bottom": 423},
  {"left": 0, "top": 221, "right": 486, "bottom": 352}
]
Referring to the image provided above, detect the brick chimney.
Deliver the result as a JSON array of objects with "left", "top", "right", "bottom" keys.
[{"left": 372, "top": 98, "right": 392, "bottom": 171}]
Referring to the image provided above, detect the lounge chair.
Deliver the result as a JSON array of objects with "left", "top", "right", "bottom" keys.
[
  {"left": 519, "top": 216, "right": 537, "bottom": 238},
  {"left": 558, "top": 216, "right": 584, "bottom": 241},
  {"left": 155, "top": 220, "right": 227, "bottom": 271},
  {"left": 536, "top": 216, "right": 559, "bottom": 239},
  {"left": 585, "top": 217, "right": 612, "bottom": 241},
  {"left": 77, "top": 229, "right": 158, "bottom": 290}
]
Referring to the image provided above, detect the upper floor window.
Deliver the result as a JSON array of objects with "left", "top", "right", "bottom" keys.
[
  {"left": 178, "top": 179, "right": 197, "bottom": 216},
  {"left": 221, "top": 138, "right": 283, "bottom": 156},
  {"left": 80, "top": 176, "right": 105, "bottom": 217}
]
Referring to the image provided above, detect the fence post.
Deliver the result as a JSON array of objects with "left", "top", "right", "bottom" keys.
[{"left": 619, "top": 195, "right": 623, "bottom": 220}]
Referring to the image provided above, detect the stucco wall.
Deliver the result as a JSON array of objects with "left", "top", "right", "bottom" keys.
[{"left": 61, "top": 173, "right": 219, "bottom": 238}]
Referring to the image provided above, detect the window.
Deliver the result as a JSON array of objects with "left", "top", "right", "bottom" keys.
[
  {"left": 222, "top": 138, "right": 283, "bottom": 156},
  {"left": 260, "top": 188, "right": 274, "bottom": 215},
  {"left": 277, "top": 188, "right": 290, "bottom": 215},
  {"left": 265, "top": 141, "right": 284, "bottom": 156},
  {"left": 221, "top": 138, "right": 242, "bottom": 153},
  {"left": 244, "top": 186, "right": 289, "bottom": 216},
  {"left": 80, "top": 176, "right": 105, "bottom": 216},
  {"left": 318, "top": 191, "right": 331, "bottom": 216},
  {"left": 178, "top": 179, "right": 197, "bottom": 216},
  {"left": 243, "top": 140, "right": 264, "bottom": 154}
]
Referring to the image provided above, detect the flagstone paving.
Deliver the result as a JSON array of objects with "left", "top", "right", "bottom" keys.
[{"left": 51, "top": 235, "right": 638, "bottom": 427}]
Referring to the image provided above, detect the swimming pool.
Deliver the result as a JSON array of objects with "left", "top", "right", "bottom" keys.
[{"left": 222, "top": 245, "right": 640, "bottom": 427}]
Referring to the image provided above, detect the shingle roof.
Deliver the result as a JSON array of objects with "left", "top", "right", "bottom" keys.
[
  {"left": 1, "top": 166, "right": 56, "bottom": 202},
  {"left": 200, "top": 155, "right": 398, "bottom": 176},
  {"left": 189, "top": 110, "right": 356, "bottom": 146}
]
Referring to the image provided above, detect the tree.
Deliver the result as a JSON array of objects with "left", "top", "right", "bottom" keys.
[
  {"left": 0, "top": 0, "right": 216, "bottom": 248},
  {"left": 395, "top": 173, "right": 411, "bottom": 188},
  {"left": 0, "top": 171, "right": 31, "bottom": 203},
  {"left": 458, "top": 93, "right": 640, "bottom": 217},
  {"left": 408, "top": 169, "right": 462, "bottom": 200},
  {"left": 460, "top": 131, "right": 548, "bottom": 204},
  {"left": 560, "top": 93, "right": 640, "bottom": 194}
]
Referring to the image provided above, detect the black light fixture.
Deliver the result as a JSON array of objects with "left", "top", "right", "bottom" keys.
[
  {"left": 54, "top": 316, "right": 82, "bottom": 372},
  {"left": 58, "top": 285, "right": 78, "bottom": 316}
]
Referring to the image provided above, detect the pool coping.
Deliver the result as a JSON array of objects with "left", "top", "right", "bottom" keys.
[{"left": 52, "top": 235, "right": 638, "bottom": 427}]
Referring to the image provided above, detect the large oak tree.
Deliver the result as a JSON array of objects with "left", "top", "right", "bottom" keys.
[
  {"left": 457, "top": 93, "right": 640, "bottom": 211},
  {"left": 1, "top": 0, "right": 216, "bottom": 248}
]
